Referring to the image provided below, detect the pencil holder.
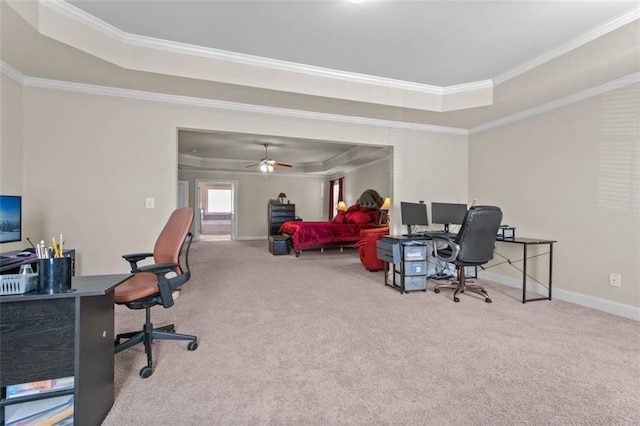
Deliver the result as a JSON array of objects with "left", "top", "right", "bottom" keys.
[{"left": 38, "top": 257, "right": 72, "bottom": 294}]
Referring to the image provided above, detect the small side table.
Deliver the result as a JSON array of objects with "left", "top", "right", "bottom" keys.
[{"left": 494, "top": 237, "right": 557, "bottom": 303}]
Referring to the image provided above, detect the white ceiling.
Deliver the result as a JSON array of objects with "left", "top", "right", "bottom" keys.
[
  {"left": 3, "top": 1, "right": 639, "bottom": 175},
  {"left": 68, "top": 0, "right": 637, "bottom": 87}
]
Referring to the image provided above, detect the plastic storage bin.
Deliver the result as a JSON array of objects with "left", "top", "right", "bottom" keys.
[{"left": 0, "top": 273, "right": 39, "bottom": 295}]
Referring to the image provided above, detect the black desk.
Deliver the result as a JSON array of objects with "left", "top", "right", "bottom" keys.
[
  {"left": 494, "top": 237, "right": 556, "bottom": 303},
  {"left": 0, "top": 273, "right": 131, "bottom": 425}
]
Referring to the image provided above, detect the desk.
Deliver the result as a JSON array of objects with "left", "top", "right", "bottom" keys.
[
  {"left": 494, "top": 237, "right": 556, "bottom": 303},
  {"left": 0, "top": 274, "right": 130, "bottom": 425},
  {"left": 1, "top": 249, "right": 76, "bottom": 275}
]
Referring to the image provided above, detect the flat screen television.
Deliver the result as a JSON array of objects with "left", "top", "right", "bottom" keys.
[
  {"left": 400, "top": 201, "right": 428, "bottom": 236},
  {"left": 431, "top": 202, "right": 468, "bottom": 233},
  {"left": 0, "top": 195, "right": 22, "bottom": 244}
]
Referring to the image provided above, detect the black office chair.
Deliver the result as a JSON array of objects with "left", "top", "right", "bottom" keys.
[
  {"left": 432, "top": 206, "right": 503, "bottom": 303},
  {"left": 114, "top": 207, "right": 198, "bottom": 378}
]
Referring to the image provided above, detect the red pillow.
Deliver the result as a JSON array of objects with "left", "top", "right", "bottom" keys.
[
  {"left": 333, "top": 210, "right": 346, "bottom": 224},
  {"left": 368, "top": 210, "right": 381, "bottom": 224},
  {"left": 346, "top": 211, "right": 372, "bottom": 225},
  {"left": 346, "top": 204, "right": 360, "bottom": 214}
]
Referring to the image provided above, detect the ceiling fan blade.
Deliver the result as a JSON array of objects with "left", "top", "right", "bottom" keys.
[
  {"left": 244, "top": 162, "right": 260, "bottom": 168},
  {"left": 273, "top": 162, "right": 293, "bottom": 168}
]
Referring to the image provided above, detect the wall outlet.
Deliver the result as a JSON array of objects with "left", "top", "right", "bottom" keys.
[
  {"left": 609, "top": 273, "right": 621, "bottom": 287},
  {"left": 145, "top": 197, "right": 154, "bottom": 209}
]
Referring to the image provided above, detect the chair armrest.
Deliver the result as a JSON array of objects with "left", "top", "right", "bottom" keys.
[
  {"left": 136, "top": 262, "right": 180, "bottom": 308},
  {"left": 136, "top": 262, "right": 178, "bottom": 275},
  {"left": 122, "top": 252, "right": 154, "bottom": 272},
  {"left": 432, "top": 237, "right": 460, "bottom": 263}
]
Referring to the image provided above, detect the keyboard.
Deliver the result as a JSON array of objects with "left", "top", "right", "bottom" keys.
[{"left": 0, "top": 256, "right": 21, "bottom": 266}]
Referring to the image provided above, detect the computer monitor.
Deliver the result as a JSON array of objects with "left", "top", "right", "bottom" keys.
[
  {"left": 431, "top": 202, "right": 468, "bottom": 233},
  {"left": 400, "top": 201, "right": 428, "bottom": 236},
  {"left": 0, "top": 195, "right": 22, "bottom": 244}
]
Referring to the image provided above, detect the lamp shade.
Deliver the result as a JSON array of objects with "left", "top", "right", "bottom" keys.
[
  {"left": 336, "top": 201, "right": 347, "bottom": 211},
  {"left": 278, "top": 193, "right": 287, "bottom": 199},
  {"left": 381, "top": 197, "right": 391, "bottom": 210}
]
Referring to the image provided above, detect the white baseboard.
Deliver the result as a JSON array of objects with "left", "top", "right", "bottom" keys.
[
  {"left": 236, "top": 236, "right": 268, "bottom": 241},
  {"left": 479, "top": 271, "right": 640, "bottom": 321}
]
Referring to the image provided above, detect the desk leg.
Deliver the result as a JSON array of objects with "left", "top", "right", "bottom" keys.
[
  {"left": 548, "top": 243, "right": 553, "bottom": 300},
  {"left": 522, "top": 244, "right": 528, "bottom": 304}
]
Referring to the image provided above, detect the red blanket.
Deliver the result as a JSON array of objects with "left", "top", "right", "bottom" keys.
[{"left": 279, "top": 221, "right": 365, "bottom": 252}]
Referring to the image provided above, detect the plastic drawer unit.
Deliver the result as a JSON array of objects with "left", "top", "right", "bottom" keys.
[{"left": 377, "top": 237, "right": 428, "bottom": 294}]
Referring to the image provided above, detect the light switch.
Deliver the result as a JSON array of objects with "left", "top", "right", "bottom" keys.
[{"left": 145, "top": 197, "right": 154, "bottom": 209}]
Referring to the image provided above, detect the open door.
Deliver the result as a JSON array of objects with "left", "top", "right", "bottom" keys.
[{"left": 196, "top": 180, "right": 236, "bottom": 241}]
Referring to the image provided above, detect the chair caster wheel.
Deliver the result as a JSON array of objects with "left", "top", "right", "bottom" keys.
[
  {"left": 434, "top": 289, "right": 440, "bottom": 293},
  {"left": 485, "top": 298, "right": 492, "bottom": 303},
  {"left": 139, "top": 366, "right": 153, "bottom": 378},
  {"left": 453, "top": 297, "right": 460, "bottom": 302},
  {"left": 188, "top": 341, "right": 198, "bottom": 351}
]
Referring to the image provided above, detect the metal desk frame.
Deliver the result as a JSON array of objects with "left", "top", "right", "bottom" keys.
[{"left": 494, "top": 237, "right": 556, "bottom": 303}]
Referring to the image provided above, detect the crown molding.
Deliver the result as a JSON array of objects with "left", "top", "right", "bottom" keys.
[
  {"left": 3, "top": 60, "right": 636, "bottom": 138},
  {"left": 8, "top": 0, "right": 491, "bottom": 112},
  {"left": 16, "top": 73, "right": 468, "bottom": 135},
  {"left": 493, "top": 6, "right": 640, "bottom": 85},
  {"left": 0, "top": 61, "right": 25, "bottom": 84},
  {"left": 469, "top": 73, "right": 640, "bottom": 135},
  {"left": 43, "top": 0, "right": 488, "bottom": 96}
]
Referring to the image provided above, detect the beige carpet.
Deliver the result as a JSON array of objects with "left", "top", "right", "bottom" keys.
[{"left": 103, "top": 240, "right": 640, "bottom": 425}]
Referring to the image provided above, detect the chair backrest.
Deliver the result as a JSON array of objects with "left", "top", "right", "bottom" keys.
[
  {"left": 454, "top": 205, "right": 503, "bottom": 265},
  {"left": 154, "top": 207, "right": 194, "bottom": 273}
]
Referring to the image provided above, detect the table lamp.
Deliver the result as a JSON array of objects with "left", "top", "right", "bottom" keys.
[
  {"left": 337, "top": 201, "right": 347, "bottom": 211},
  {"left": 380, "top": 197, "right": 391, "bottom": 224},
  {"left": 278, "top": 193, "right": 287, "bottom": 203}
]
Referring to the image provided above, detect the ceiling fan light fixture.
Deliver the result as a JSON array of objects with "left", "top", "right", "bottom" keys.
[{"left": 259, "top": 162, "right": 274, "bottom": 173}]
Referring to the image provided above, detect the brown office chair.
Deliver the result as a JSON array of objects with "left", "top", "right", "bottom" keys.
[
  {"left": 114, "top": 207, "right": 197, "bottom": 378},
  {"left": 432, "top": 205, "right": 503, "bottom": 303}
]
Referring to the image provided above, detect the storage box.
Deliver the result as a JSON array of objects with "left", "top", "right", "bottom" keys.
[
  {"left": 404, "top": 261, "right": 427, "bottom": 276},
  {"left": 268, "top": 235, "right": 290, "bottom": 255},
  {"left": 403, "top": 275, "right": 427, "bottom": 291},
  {"left": 404, "top": 245, "right": 427, "bottom": 260},
  {"left": 0, "top": 273, "right": 39, "bottom": 295},
  {"left": 376, "top": 240, "right": 400, "bottom": 263}
]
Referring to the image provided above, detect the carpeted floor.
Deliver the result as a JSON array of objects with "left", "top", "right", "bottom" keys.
[{"left": 103, "top": 240, "right": 640, "bottom": 425}]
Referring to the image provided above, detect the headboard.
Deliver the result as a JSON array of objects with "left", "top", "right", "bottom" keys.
[{"left": 356, "top": 189, "right": 384, "bottom": 209}]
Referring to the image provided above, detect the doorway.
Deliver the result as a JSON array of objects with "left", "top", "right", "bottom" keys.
[{"left": 195, "top": 180, "right": 236, "bottom": 241}]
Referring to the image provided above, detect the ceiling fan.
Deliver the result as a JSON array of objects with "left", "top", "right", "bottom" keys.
[{"left": 244, "top": 143, "right": 292, "bottom": 172}]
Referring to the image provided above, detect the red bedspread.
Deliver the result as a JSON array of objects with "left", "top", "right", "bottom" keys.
[{"left": 279, "top": 221, "right": 367, "bottom": 252}]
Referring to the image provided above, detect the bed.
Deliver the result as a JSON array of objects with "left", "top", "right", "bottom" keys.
[{"left": 278, "top": 189, "right": 386, "bottom": 257}]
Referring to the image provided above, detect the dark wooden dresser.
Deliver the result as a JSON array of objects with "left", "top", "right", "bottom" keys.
[{"left": 268, "top": 203, "right": 295, "bottom": 235}]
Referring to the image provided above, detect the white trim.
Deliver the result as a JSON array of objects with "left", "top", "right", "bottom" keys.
[
  {"left": 479, "top": 271, "right": 639, "bottom": 321},
  {"left": 236, "top": 236, "right": 268, "bottom": 241},
  {"left": 44, "top": 0, "right": 637, "bottom": 94},
  {"left": 42, "top": 0, "right": 488, "bottom": 96},
  {"left": 3, "top": 61, "right": 637, "bottom": 138},
  {"left": 470, "top": 73, "right": 640, "bottom": 134},
  {"left": 494, "top": 6, "right": 640, "bottom": 85},
  {"left": 0, "top": 61, "right": 25, "bottom": 84},
  {"left": 179, "top": 168, "right": 330, "bottom": 179},
  {"left": 16, "top": 73, "right": 468, "bottom": 135}
]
